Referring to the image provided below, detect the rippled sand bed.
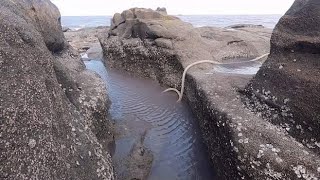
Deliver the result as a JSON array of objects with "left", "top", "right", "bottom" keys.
[{"left": 85, "top": 60, "right": 216, "bottom": 180}]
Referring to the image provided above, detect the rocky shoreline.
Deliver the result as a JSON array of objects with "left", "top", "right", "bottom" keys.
[
  {"left": 64, "top": 27, "right": 109, "bottom": 60},
  {"left": 99, "top": 5, "right": 320, "bottom": 180},
  {"left": 64, "top": 28, "right": 156, "bottom": 180},
  {"left": 1, "top": 0, "right": 320, "bottom": 179}
]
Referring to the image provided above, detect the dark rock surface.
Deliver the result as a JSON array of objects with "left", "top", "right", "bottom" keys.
[
  {"left": 62, "top": 26, "right": 71, "bottom": 32},
  {"left": 156, "top": 7, "right": 167, "bottom": 14},
  {"left": 0, "top": 0, "right": 114, "bottom": 179},
  {"left": 100, "top": 7, "right": 320, "bottom": 179},
  {"left": 117, "top": 131, "right": 153, "bottom": 180},
  {"left": 226, "top": 24, "right": 264, "bottom": 29},
  {"left": 246, "top": 0, "right": 320, "bottom": 155}
]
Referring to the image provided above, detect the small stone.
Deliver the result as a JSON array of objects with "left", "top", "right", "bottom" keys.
[
  {"left": 28, "top": 139, "right": 36, "bottom": 148},
  {"left": 293, "top": 59, "right": 297, "bottom": 62},
  {"left": 297, "top": 69, "right": 301, "bottom": 72},
  {"left": 76, "top": 161, "right": 80, "bottom": 166},
  {"left": 317, "top": 167, "right": 320, "bottom": 172},
  {"left": 283, "top": 98, "right": 290, "bottom": 104},
  {"left": 257, "top": 150, "right": 264, "bottom": 158},
  {"left": 72, "top": 127, "right": 76, "bottom": 132},
  {"left": 302, "top": 150, "right": 309, "bottom": 155},
  {"left": 276, "top": 157, "right": 283, "bottom": 163},
  {"left": 279, "top": 65, "right": 283, "bottom": 69}
]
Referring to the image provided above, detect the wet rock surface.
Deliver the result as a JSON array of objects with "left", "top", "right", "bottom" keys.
[
  {"left": 118, "top": 131, "right": 153, "bottom": 180},
  {"left": 0, "top": 0, "right": 114, "bottom": 179},
  {"left": 64, "top": 27, "right": 109, "bottom": 60},
  {"left": 100, "top": 7, "right": 320, "bottom": 179},
  {"left": 246, "top": 0, "right": 320, "bottom": 157}
]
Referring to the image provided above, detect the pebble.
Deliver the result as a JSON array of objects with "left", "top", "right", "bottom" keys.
[{"left": 28, "top": 138, "right": 36, "bottom": 148}]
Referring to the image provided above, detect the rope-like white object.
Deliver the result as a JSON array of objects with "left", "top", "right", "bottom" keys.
[{"left": 163, "top": 53, "right": 270, "bottom": 102}]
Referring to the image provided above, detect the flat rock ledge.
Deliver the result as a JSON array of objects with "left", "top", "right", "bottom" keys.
[{"left": 100, "top": 7, "right": 320, "bottom": 179}]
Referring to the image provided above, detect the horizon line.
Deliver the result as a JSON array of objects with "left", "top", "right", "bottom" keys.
[{"left": 61, "top": 13, "right": 283, "bottom": 17}]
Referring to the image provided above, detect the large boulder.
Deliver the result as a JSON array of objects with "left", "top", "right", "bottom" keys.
[
  {"left": 0, "top": 0, "right": 114, "bottom": 179},
  {"left": 54, "top": 47, "right": 113, "bottom": 146},
  {"left": 246, "top": 0, "right": 320, "bottom": 155},
  {"left": 7, "top": 0, "right": 66, "bottom": 52},
  {"left": 101, "top": 8, "right": 271, "bottom": 87}
]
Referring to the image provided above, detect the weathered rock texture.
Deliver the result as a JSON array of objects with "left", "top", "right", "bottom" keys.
[
  {"left": 54, "top": 46, "right": 113, "bottom": 147},
  {"left": 101, "top": 8, "right": 271, "bottom": 87},
  {"left": 246, "top": 0, "right": 320, "bottom": 155},
  {"left": 64, "top": 27, "right": 109, "bottom": 60},
  {"left": 0, "top": 0, "right": 114, "bottom": 179},
  {"left": 100, "top": 7, "right": 320, "bottom": 179}
]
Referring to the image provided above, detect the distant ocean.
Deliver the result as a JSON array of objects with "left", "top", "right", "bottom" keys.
[{"left": 61, "top": 15, "right": 282, "bottom": 30}]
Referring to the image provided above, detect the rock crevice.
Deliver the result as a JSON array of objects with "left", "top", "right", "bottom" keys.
[{"left": 100, "top": 7, "right": 320, "bottom": 179}]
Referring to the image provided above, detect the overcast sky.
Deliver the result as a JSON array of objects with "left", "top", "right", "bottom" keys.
[{"left": 51, "top": 0, "right": 295, "bottom": 16}]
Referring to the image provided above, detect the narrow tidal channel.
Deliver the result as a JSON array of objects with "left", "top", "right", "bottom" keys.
[{"left": 85, "top": 60, "right": 216, "bottom": 180}]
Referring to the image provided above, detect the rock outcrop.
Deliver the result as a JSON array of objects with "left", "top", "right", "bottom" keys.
[
  {"left": 0, "top": 0, "right": 114, "bottom": 179},
  {"left": 64, "top": 27, "right": 109, "bottom": 60},
  {"left": 101, "top": 8, "right": 271, "bottom": 87},
  {"left": 100, "top": 7, "right": 320, "bottom": 179},
  {"left": 246, "top": 0, "right": 320, "bottom": 155}
]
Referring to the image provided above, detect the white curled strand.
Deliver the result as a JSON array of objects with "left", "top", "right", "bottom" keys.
[{"left": 163, "top": 53, "right": 270, "bottom": 102}]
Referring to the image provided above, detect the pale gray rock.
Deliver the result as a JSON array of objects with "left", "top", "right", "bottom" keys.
[
  {"left": 155, "top": 38, "right": 173, "bottom": 49},
  {"left": 121, "top": 9, "right": 134, "bottom": 19}
]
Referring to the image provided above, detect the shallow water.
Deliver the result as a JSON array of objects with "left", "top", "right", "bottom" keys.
[
  {"left": 85, "top": 60, "right": 216, "bottom": 180},
  {"left": 211, "top": 61, "right": 262, "bottom": 75}
]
